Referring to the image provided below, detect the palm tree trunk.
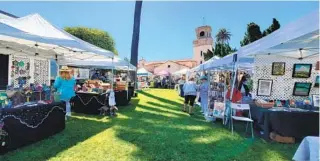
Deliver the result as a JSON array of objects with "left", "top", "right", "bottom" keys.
[{"left": 130, "top": 0, "right": 143, "bottom": 89}]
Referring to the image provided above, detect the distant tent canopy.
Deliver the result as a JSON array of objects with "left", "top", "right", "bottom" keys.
[{"left": 137, "top": 68, "right": 152, "bottom": 76}]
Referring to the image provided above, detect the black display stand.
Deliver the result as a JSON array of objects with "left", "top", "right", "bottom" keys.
[
  {"left": 0, "top": 101, "right": 66, "bottom": 154},
  {"left": 72, "top": 90, "right": 132, "bottom": 115},
  {"left": 250, "top": 105, "right": 319, "bottom": 141},
  {"left": 71, "top": 92, "right": 107, "bottom": 115}
]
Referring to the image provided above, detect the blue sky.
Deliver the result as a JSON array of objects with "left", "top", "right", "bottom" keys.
[{"left": 0, "top": 1, "right": 318, "bottom": 61}]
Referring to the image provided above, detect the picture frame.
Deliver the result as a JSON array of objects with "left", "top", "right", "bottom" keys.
[
  {"left": 272, "top": 62, "right": 285, "bottom": 75},
  {"left": 292, "top": 64, "right": 312, "bottom": 78},
  {"left": 312, "top": 94, "right": 319, "bottom": 108},
  {"left": 293, "top": 82, "right": 312, "bottom": 96},
  {"left": 257, "top": 79, "right": 273, "bottom": 96},
  {"left": 315, "top": 75, "right": 319, "bottom": 87}
]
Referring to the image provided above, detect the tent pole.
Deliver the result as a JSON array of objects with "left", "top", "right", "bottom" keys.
[
  {"left": 127, "top": 61, "right": 129, "bottom": 100},
  {"left": 111, "top": 57, "right": 114, "bottom": 89}
]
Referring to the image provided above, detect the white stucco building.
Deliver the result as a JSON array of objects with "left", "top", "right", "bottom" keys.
[{"left": 138, "top": 25, "right": 214, "bottom": 75}]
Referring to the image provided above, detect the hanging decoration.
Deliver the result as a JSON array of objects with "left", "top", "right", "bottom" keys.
[{"left": 0, "top": 105, "right": 65, "bottom": 129}]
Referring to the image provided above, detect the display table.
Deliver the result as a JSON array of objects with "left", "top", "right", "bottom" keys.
[
  {"left": 71, "top": 92, "right": 107, "bottom": 115},
  {"left": 250, "top": 105, "right": 319, "bottom": 141},
  {"left": 72, "top": 90, "right": 131, "bottom": 115},
  {"left": 0, "top": 101, "right": 66, "bottom": 154},
  {"left": 115, "top": 90, "right": 130, "bottom": 106}
]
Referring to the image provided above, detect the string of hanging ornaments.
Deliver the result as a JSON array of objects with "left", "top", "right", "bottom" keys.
[
  {"left": 74, "top": 94, "right": 106, "bottom": 106},
  {"left": 0, "top": 106, "right": 65, "bottom": 129}
]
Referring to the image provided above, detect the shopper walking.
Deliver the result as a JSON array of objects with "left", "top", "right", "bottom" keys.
[{"left": 183, "top": 77, "right": 197, "bottom": 115}]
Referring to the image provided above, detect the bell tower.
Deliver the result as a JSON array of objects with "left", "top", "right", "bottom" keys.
[{"left": 193, "top": 25, "right": 213, "bottom": 65}]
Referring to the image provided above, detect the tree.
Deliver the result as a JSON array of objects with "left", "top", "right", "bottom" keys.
[
  {"left": 213, "top": 43, "right": 236, "bottom": 58},
  {"left": 240, "top": 23, "right": 263, "bottom": 46},
  {"left": 64, "top": 27, "right": 118, "bottom": 55},
  {"left": 215, "top": 28, "right": 231, "bottom": 44},
  {"left": 130, "top": 1, "right": 143, "bottom": 89},
  {"left": 204, "top": 48, "right": 214, "bottom": 61},
  {"left": 263, "top": 18, "right": 280, "bottom": 36},
  {"left": 241, "top": 18, "right": 280, "bottom": 46},
  {"left": 130, "top": 1, "right": 143, "bottom": 67}
]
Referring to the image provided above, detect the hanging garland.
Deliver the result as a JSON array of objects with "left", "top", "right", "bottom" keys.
[{"left": 0, "top": 106, "right": 65, "bottom": 129}]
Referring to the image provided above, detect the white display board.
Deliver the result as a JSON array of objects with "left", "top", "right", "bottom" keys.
[
  {"left": 9, "top": 55, "right": 50, "bottom": 87},
  {"left": 252, "top": 55, "right": 318, "bottom": 101},
  {"left": 73, "top": 68, "right": 90, "bottom": 80}
]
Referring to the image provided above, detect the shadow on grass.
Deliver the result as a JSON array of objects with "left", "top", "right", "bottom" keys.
[
  {"left": 115, "top": 90, "right": 296, "bottom": 161},
  {"left": 0, "top": 117, "right": 113, "bottom": 161},
  {"left": 139, "top": 90, "right": 182, "bottom": 107}
]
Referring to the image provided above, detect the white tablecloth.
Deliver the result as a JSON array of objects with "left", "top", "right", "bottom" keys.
[{"left": 293, "top": 136, "right": 319, "bottom": 161}]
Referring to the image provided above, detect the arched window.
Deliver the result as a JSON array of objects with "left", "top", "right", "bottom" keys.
[
  {"left": 200, "top": 51, "right": 203, "bottom": 56},
  {"left": 199, "top": 31, "right": 205, "bottom": 37},
  {"left": 168, "top": 65, "right": 171, "bottom": 68}
]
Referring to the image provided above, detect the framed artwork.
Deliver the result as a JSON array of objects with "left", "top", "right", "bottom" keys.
[
  {"left": 315, "top": 76, "right": 319, "bottom": 87},
  {"left": 293, "top": 82, "right": 312, "bottom": 96},
  {"left": 257, "top": 79, "right": 273, "bottom": 96},
  {"left": 292, "top": 64, "right": 312, "bottom": 78},
  {"left": 213, "top": 101, "right": 225, "bottom": 118},
  {"left": 312, "top": 94, "right": 319, "bottom": 107},
  {"left": 272, "top": 62, "right": 285, "bottom": 75}
]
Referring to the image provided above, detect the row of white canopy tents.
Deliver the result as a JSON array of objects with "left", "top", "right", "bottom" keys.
[
  {"left": 0, "top": 12, "right": 135, "bottom": 81},
  {"left": 190, "top": 10, "right": 319, "bottom": 74}
]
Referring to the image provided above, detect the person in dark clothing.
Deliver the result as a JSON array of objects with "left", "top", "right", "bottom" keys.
[
  {"left": 238, "top": 75, "right": 250, "bottom": 96},
  {"left": 91, "top": 71, "right": 100, "bottom": 80}
]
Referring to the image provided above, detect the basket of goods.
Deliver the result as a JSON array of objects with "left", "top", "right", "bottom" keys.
[
  {"left": 255, "top": 99, "right": 274, "bottom": 108},
  {"left": 101, "top": 83, "right": 111, "bottom": 91},
  {"left": 115, "top": 82, "right": 126, "bottom": 91}
]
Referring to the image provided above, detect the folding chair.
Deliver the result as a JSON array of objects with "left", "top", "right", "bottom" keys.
[{"left": 231, "top": 103, "right": 254, "bottom": 138}]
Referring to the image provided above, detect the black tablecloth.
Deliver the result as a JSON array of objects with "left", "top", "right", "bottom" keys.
[
  {"left": 115, "top": 90, "right": 130, "bottom": 106},
  {"left": 250, "top": 105, "right": 319, "bottom": 140},
  {"left": 71, "top": 92, "right": 107, "bottom": 115},
  {"left": 128, "top": 87, "right": 134, "bottom": 98},
  {"left": 0, "top": 102, "right": 66, "bottom": 154},
  {"left": 72, "top": 90, "right": 131, "bottom": 115}
]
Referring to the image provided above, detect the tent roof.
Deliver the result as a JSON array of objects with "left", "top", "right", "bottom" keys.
[
  {"left": 238, "top": 10, "right": 319, "bottom": 58},
  {"left": 173, "top": 68, "right": 189, "bottom": 75},
  {"left": 137, "top": 68, "right": 151, "bottom": 76},
  {"left": 0, "top": 13, "right": 114, "bottom": 59},
  {"left": 58, "top": 57, "right": 136, "bottom": 71},
  {"left": 191, "top": 10, "right": 319, "bottom": 72}
]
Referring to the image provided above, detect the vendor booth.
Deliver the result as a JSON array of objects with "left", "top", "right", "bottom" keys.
[
  {"left": 57, "top": 57, "right": 135, "bottom": 115},
  {"left": 189, "top": 10, "right": 319, "bottom": 142},
  {"left": 0, "top": 13, "right": 115, "bottom": 153},
  {"left": 137, "top": 68, "right": 152, "bottom": 89}
]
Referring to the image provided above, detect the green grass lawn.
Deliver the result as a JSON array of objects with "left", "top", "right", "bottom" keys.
[{"left": 0, "top": 89, "right": 297, "bottom": 161}]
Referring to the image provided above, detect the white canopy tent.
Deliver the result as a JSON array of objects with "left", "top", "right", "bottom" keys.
[
  {"left": 137, "top": 68, "right": 152, "bottom": 76},
  {"left": 237, "top": 10, "right": 319, "bottom": 59},
  {"left": 190, "top": 10, "right": 319, "bottom": 72},
  {"left": 0, "top": 13, "right": 114, "bottom": 60},
  {"left": 58, "top": 57, "right": 136, "bottom": 71},
  {"left": 173, "top": 68, "right": 190, "bottom": 75}
]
